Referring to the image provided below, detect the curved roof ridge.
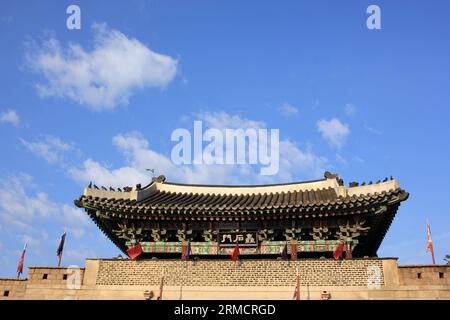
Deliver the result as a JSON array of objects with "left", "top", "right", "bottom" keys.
[
  {"left": 80, "top": 172, "right": 403, "bottom": 200},
  {"left": 152, "top": 176, "right": 341, "bottom": 196},
  {"left": 161, "top": 177, "right": 327, "bottom": 188}
]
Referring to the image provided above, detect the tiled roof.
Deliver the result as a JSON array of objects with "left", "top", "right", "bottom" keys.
[
  {"left": 75, "top": 172, "right": 409, "bottom": 218},
  {"left": 74, "top": 172, "right": 409, "bottom": 257}
]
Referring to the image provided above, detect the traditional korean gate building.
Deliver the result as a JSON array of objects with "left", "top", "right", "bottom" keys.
[
  {"left": 1, "top": 172, "right": 449, "bottom": 300},
  {"left": 74, "top": 172, "right": 408, "bottom": 260}
]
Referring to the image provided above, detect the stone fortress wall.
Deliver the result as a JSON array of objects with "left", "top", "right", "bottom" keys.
[{"left": 1, "top": 258, "right": 449, "bottom": 300}]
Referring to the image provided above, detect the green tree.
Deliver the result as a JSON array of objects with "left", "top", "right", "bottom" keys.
[{"left": 445, "top": 255, "right": 450, "bottom": 264}]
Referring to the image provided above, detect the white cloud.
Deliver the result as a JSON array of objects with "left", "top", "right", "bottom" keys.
[
  {"left": 69, "top": 159, "right": 148, "bottom": 188},
  {"left": 19, "top": 234, "right": 42, "bottom": 253},
  {"left": 0, "top": 173, "right": 57, "bottom": 222},
  {"left": 195, "top": 111, "right": 265, "bottom": 130},
  {"left": 0, "top": 173, "right": 89, "bottom": 239},
  {"left": 61, "top": 205, "right": 90, "bottom": 238},
  {"left": 354, "top": 156, "right": 365, "bottom": 164},
  {"left": 277, "top": 103, "right": 299, "bottom": 117},
  {"left": 19, "top": 113, "right": 328, "bottom": 188},
  {"left": 21, "top": 135, "right": 73, "bottom": 165},
  {"left": 365, "top": 125, "right": 382, "bottom": 135},
  {"left": 0, "top": 109, "right": 20, "bottom": 126},
  {"left": 69, "top": 112, "right": 328, "bottom": 186},
  {"left": 1, "top": 16, "right": 13, "bottom": 24},
  {"left": 277, "top": 140, "right": 327, "bottom": 181},
  {"left": 26, "top": 23, "right": 177, "bottom": 110},
  {"left": 344, "top": 103, "right": 356, "bottom": 116},
  {"left": 317, "top": 118, "right": 350, "bottom": 149},
  {"left": 65, "top": 248, "right": 98, "bottom": 261},
  {"left": 336, "top": 154, "right": 348, "bottom": 165}
]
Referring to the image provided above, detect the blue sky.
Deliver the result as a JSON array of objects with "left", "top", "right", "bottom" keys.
[{"left": 1, "top": 0, "right": 449, "bottom": 277}]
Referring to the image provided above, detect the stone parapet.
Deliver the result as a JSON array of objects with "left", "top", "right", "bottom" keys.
[{"left": 1, "top": 258, "right": 448, "bottom": 300}]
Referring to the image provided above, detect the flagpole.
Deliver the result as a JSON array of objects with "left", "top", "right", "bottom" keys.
[
  {"left": 427, "top": 220, "right": 436, "bottom": 265},
  {"left": 431, "top": 247, "right": 436, "bottom": 265},
  {"left": 158, "top": 269, "right": 165, "bottom": 300},
  {"left": 307, "top": 283, "right": 310, "bottom": 300},
  {"left": 295, "top": 267, "right": 300, "bottom": 300},
  {"left": 159, "top": 276, "right": 164, "bottom": 300}
]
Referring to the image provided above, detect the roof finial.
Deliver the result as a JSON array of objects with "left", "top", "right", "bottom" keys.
[
  {"left": 324, "top": 171, "right": 344, "bottom": 186},
  {"left": 152, "top": 175, "right": 166, "bottom": 183},
  {"left": 324, "top": 171, "right": 338, "bottom": 179}
]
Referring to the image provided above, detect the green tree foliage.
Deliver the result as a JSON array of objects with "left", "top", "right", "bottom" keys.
[{"left": 444, "top": 255, "right": 450, "bottom": 264}]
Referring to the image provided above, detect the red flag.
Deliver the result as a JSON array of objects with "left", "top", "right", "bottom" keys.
[
  {"left": 181, "top": 241, "right": 191, "bottom": 260},
  {"left": 345, "top": 242, "right": 353, "bottom": 260},
  {"left": 231, "top": 243, "right": 240, "bottom": 262},
  {"left": 293, "top": 276, "right": 300, "bottom": 300},
  {"left": 127, "top": 243, "right": 143, "bottom": 260},
  {"left": 426, "top": 223, "right": 436, "bottom": 264},
  {"left": 291, "top": 242, "right": 298, "bottom": 261},
  {"left": 17, "top": 243, "right": 27, "bottom": 278},
  {"left": 333, "top": 242, "right": 345, "bottom": 260},
  {"left": 56, "top": 232, "right": 66, "bottom": 266}
]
